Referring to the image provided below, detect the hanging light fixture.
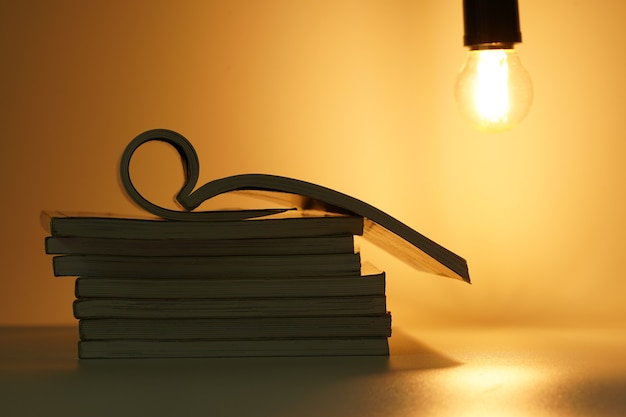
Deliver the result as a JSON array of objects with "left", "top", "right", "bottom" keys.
[{"left": 455, "top": 0, "right": 533, "bottom": 132}]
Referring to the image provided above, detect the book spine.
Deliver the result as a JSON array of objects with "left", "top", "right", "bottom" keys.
[
  {"left": 45, "top": 235, "right": 355, "bottom": 256},
  {"left": 54, "top": 253, "right": 361, "bottom": 278},
  {"left": 78, "top": 338, "right": 390, "bottom": 359},
  {"left": 49, "top": 216, "right": 364, "bottom": 239},
  {"left": 72, "top": 296, "right": 388, "bottom": 319},
  {"left": 78, "top": 314, "right": 392, "bottom": 340},
  {"left": 74, "top": 274, "right": 385, "bottom": 298}
]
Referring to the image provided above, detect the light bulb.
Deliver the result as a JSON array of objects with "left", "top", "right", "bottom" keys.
[{"left": 455, "top": 47, "right": 532, "bottom": 132}]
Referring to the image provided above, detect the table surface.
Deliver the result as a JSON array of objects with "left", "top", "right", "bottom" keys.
[{"left": 1, "top": 325, "right": 625, "bottom": 417}]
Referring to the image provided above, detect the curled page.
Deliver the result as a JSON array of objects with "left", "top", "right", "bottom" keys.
[{"left": 120, "top": 129, "right": 470, "bottom": 283}]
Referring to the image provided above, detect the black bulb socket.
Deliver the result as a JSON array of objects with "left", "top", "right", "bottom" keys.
[{"left": 463, "top": 0, "right": 522, "bottom": 49}]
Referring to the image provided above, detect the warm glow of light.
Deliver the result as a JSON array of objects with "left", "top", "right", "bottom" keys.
[
  {"left": 474, "top": 50, "right": 510, "bottom": 124},
  {"left": 455, "top": 49, "right": 532, "bottom": 132},
  {"left": 435, "top": 364, "right": 547, "bottom": 417},
  {"left": 449, "top": 364, "right": 535, "bottom": 391}
]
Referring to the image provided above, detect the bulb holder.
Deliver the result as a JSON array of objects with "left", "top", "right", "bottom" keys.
[{"left": 463, "top": 0, "right": 522, "bottom": 48}]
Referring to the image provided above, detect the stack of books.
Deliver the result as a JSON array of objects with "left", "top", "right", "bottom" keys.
[
  {"left": 43, "top": 211, "right": 392, "bottom": 358},
  {"left": 42, "top": 128, "right": 471, "bottom": 359}
]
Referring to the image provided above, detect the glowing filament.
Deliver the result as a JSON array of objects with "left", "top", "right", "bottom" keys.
[{"left": 474, "top": 50, "right": 510, "bottom": 124}]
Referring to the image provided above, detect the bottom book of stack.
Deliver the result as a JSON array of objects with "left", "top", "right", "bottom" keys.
[{"left": 74, "top": 265, "right": 392, "bottom": 358}]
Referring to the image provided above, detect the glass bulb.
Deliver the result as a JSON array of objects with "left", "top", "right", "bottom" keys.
[{"left": 455, "top": 48, "right": 532, "bottom": 133}]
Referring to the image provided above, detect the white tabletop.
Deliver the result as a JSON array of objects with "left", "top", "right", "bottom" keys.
[{"left": 1, "top": 325, "right": 625, "bottom": 417}]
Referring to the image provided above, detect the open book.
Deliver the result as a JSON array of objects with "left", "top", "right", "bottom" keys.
[{"left": 118, "top": 129, "right": 470, "bottom": 283}]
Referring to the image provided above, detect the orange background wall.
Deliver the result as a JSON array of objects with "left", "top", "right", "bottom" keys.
[{"left": 1, "top": 0, "right": 625, "bottom": 329}]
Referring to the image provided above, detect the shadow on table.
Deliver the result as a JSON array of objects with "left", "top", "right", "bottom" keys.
[{"left": 0, "top": 326, "right": 460, "bottom": 417}]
